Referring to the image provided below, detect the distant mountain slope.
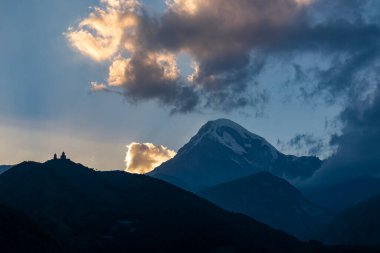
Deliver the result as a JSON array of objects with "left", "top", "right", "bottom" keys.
[
  {"left": 0, "top": 165, "right": 11, "bottom": 174},
  {"left": 304, "top": 177, "right": 380, "bottom": 212},
  {"left": 0, "top": 159, "right": 300, "bottom": 253},
  {"left": 321, "top": 195, "right": 380, "bottom": 245},
  {"left": 0, "top": 204, "right": 63, "bottom": 253},
  {"left": 151, "top": 119, "right": 322, "bottom": 191},
  {"left": 199, "top": 172, "right": 332, "bottom": 240}
]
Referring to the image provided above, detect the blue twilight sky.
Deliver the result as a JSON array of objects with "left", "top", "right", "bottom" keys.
[{"left": 0, "top": 0, "right": 372, "bottom": 171}]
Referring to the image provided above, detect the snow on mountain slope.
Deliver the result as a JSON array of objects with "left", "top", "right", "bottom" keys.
[
  {"left": 179, "top": 119, "right": 278, "bottom": 159},
  {"left": 151, "top": 119, "right": 322, "bottom": 191}
]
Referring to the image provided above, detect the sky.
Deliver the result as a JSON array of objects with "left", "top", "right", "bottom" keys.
[{"left": 1, "top": 0, "right": 380, "bottom": 182}]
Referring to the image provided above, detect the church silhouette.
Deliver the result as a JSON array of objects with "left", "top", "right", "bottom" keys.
[{"left": 53, "top": 152, "right": 69, "bottom": 161}]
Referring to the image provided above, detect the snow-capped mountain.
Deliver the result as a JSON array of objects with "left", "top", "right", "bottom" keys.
[
  {"left": 150, "top": 119, "right": 322, "bottom": 191},
  {"left": 178, "top": 119, "right": 279, "bottom": 159}
]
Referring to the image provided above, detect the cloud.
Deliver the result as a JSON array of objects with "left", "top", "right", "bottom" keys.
[
  {"left": 281, "top": 134, "right": 326, "bottom": 157},
  {"left": 66, "top": 0, "right": 203, "bottom": 113},
  {"left": 66, "top": 0, "right": 139, "bottom": 61},
  {"left": 65, "top": 0, "right": 313, "bottom": 112},
  {"left": 125, "top": 142, "right": 176, "bottom": 174},
  {"left": 66, "top": 0, "right": 380, "bottom": 113},
  {"left": 307, "top": 85, "right": 380, "bottom": 186},
  {"left": 90, "top": 82, "right": 109, "bottom": 92},
  {"left": 276, "top": 1, "right": 380, "bottom": 103},
  {"left": 277, "top": 133, "right": 335, "bottom": 160},
  {"left": 155, "top": 0, "right": 309, "bottom": 110}
]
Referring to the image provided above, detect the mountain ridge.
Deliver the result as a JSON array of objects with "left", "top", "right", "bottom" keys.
[
  {"left": 0, "top": 165, "right": 12, "bottom": 175},
  {"left": 199, "top": 172, "right": 332, "bottom": 240},
  {"left": 0, "top": 159, "right": 301, "bottom": 253},
  {"left": 321, "top": 194, "right": 380, "bottom": 245}
]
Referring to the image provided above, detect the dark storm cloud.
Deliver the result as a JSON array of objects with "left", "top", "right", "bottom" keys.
[
  {"left": 148, "top": 0, "right": 312, "bottom": 111},
  {"left": 286, "top": 1, "right": 380, "bottom": 184},
  {"left": 67, "top": 0, "right": 380, "bottom": 113},
  {"left": 113, "top": 50, "right": 200, "bottom": 113},
  {"left": 280, "top": 21, "right": 380, "bottom": 100},
  {"left": 309, "top": 86, "right": 380, "bottom": 186},
  {"left": 66, "top": 0, "right": 312, "bottom": 112}
]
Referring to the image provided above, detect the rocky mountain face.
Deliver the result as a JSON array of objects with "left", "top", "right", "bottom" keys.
[{"left": 151, "top": 119, "right": 322, "bottom": 191}]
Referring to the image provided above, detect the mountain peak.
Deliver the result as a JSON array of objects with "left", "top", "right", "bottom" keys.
[
  {"left": 206, "top": 118, "right": 249, "bottom": 129},
  {"left": 179, "top": 118, "right": 278, "bottom": 158},
  {"left": 202, "top": 118, "right": 261, "bottom": 138}
]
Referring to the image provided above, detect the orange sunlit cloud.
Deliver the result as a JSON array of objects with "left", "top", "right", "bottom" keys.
[
  {"left": 125, "top": 142, "right": 176, "bottom": 174},
  {"left": 65, "top": 0, "right": 139, "bottom": 61},
  {"left": 66, "top": 0, "right": 180, "bottom": 92}
]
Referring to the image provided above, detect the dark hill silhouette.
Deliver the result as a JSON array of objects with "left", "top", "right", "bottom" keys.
[
  {"left": 150, "top": 119, "right": 322, "bottom": 191},
  {"left": 0, "top": 159, "right": 300, "bottom": 253},
  {"left": 199, "top": 172, "right": 332, "bottom": 240},
  {"left": 0, "top": 204, "right": 64, "bottom": 253},
  {"left": 321, "top": 194, "right": 380, "bottom": 246}
]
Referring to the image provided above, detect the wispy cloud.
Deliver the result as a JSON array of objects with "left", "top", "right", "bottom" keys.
[{"left": 277, "top": 133, "right": 333, "bottom": 158}]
